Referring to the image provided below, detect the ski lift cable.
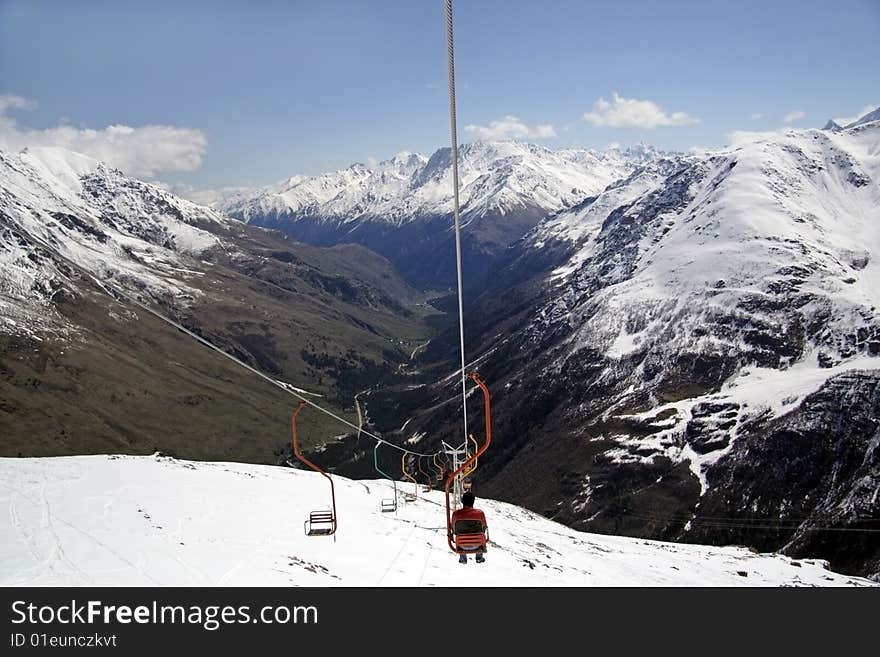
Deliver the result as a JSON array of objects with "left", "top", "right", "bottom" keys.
[
  {"left": 445, "top": 0, "right": 469, "bottom": 448},
  {"left": 102, "top": 278, "right": 440, "bottom": 457}
]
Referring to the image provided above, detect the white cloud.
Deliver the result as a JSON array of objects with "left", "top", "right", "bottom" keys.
[
  {"left": 783, "top": 110, "right": 805, "bottom": 123},
  {"left": 0, "top": 95, "right": 206, "bottom": 178},
  {"left": 464, "top": 115, "right": 556, "bottom": 140},
  {"left": 834, "top": 104, "right": 877, "bottom": 127},
  {"left": 583, "top": 92, "right": 698, "bottom": 128},
  {"left": 0, "top": 94, "right": 37, "bottom": 112}
]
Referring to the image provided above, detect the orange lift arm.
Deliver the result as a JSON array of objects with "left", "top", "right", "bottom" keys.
[
  {"left": 445, "top": 371, "right": 492, "bottom": 553},
  {"left": 291, "top": 400, "right": 337, "bottom": 536}
]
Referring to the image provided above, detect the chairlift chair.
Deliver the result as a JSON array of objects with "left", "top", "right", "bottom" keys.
[
  {"left": 444, "top": 372, "right": 493, "bottom": 556},
  {"left": 305, "top": 510, "right": 336, "bottom": 536},
  {"left": 291, "top": 401, "right": 338, "bottom": 537},
  {"left": 402, "top": 452, "right": 418, "bottom": 502},
  {"left": 433, "top": 453, "right": 444, "bottom": 481},
  {"left": 418, "top": 456, "right": 433, "bottom": 493},
  {"left": 373, "top": 442, "right": 398, "bottom": 513},
  {"left": 453, "top": 518, "right": 488, "bottom": 554}
]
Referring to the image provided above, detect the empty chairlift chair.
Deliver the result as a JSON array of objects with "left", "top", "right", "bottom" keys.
[
  {"left": 374, "top": 442, "right": 397, "bottom": 513},
  {"left": 418, "top": 456, "right": 433, "bottom": 493},
  {"left": 402, "top": 453, "right": 418, "bottom": 502},
  {"left": 290, "top": 401, "right": 337, "bottom": 537},
  {"left": 304, "top": 509, "right": 336, "bottom": 536},
  {"left": 433, "top": 453, "right": 444, "bottom": 481}
]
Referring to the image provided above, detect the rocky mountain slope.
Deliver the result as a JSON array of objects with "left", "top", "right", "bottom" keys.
[
  {"left": 0, "top": 146, "right": 430, "bottom": 461},
  {"left": 210, "top": 141, "right": 658, "bottom": 288},
  {"left": 358, "top": 111, "right": 880, "bottom": 579}
]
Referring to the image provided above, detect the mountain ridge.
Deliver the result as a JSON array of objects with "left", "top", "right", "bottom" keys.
[
  {"left": 206, "top": 141, "right": 660, "bottom": 225},
  {"left": 0, "top": 144, "right": 432, "bottom": 462},
  {"left": 203, "top": 140, "right": 663, "bottom": 289}
]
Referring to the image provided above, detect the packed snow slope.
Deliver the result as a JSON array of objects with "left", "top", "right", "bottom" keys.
[{"left": 0, "top": 455, "right": 872, "bottom": 587}]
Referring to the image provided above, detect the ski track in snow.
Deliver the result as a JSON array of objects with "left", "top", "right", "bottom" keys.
[{"left": 0, "top": 455, "right": 873, "bottom": 587}]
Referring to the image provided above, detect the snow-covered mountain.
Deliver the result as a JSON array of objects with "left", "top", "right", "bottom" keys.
[
  {"left": 822, "top": 107, "right": 880, "bottom": 133},
  {"left": 1, "top": 454, "right": 872, "bottom": 586},
  {"left": 0, "top": 146, "right": 228, "bottom": 337},
  {"left": 383, "top": 109, "right": 880, "bottom": 579},
  {"left": 0, "top": 145, "right": 428, "bottom": 463},
  {"left": 844, "top": 107, "right": 880, "bottom": 129},
  {"left": 532, "top": 120, "right": 879, "bottom": 376},
  {"left": 217, "top": 142, "right": 643, "bottom": 226},
  {"left": 206, "top": 141, "right": 659, "bottom": 288}
]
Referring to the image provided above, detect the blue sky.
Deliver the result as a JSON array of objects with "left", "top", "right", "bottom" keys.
[{"left": 1, "top": 0, "right": 878, "bottom": 187}]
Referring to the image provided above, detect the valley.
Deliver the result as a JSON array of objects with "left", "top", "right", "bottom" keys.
[{"left": 2, "top": 108, "right": 879, "bottom": 580}]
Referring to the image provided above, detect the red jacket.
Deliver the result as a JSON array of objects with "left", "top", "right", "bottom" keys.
[{"left": 450, "top": 506, "right": 487, "bottom": 532}]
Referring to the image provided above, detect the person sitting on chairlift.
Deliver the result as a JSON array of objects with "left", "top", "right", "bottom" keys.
[{"left": 450, "top": 490, "right": 487, "bottom": 564}]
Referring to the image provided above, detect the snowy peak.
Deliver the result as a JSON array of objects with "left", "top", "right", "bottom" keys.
[
  {"left": 845, "top": 106, "right": 880, "bottom": 129},
  {"left": 614, "top": 142, "right": 663, "bottom": 165},
  {"left": 18, "top": 146, "right": 103, "bottom": 194},
  {"left": 821, "top": 107, "right": 879, "bottom": 135},
  {"left": 383, "top": 150, "right": 428, "bottom": 172},
  {"left": 217, "top": 140, "right": 656, "bottom": 226},
  {"left": 0, "top": 146, "right": 229, "bottom": 336},
  {"left": 369, "top": 151, "right": 428, "bottom": 186}
]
